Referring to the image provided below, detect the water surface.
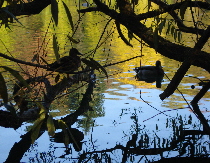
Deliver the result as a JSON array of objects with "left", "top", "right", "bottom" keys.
[{"left": 0, "top": 1, "right": 210, "bottom": 162}]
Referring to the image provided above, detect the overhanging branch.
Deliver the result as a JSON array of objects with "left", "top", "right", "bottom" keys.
[
  {"left": 3, "top": 0, "right": 51, "bottom": 16},
  {"left": 93, "top": 0, "right": 210, "bottom": 73}
]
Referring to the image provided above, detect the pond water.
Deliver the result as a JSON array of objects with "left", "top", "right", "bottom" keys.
[{"left": 0, "top": 1, "right": 210, "bottom": 162}]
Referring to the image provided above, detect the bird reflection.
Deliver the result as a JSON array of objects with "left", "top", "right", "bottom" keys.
[{"left": 50, "top": 128, "right": 84, "bottom": 151}]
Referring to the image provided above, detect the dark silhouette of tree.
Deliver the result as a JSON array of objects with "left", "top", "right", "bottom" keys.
[{"left": 0, "top": 0, "right": 210, "bottom": 162}]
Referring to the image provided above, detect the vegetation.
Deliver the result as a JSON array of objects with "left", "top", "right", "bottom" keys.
[{"left": 0, "top": 0, "right": 210, "bottom": 162}]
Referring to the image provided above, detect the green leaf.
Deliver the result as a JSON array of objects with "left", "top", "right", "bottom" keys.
[
  {"left": 115, "top": 21, "right": 133, "bottom": 47},
  {"left": 178, "top": 31, "right": 182, "bottom": 42},
  {"left": 30, "top": 115, "right": 45, "bottom": 144},
  {"left": 40, "top": 56, "right": 49, "bottom": 65},
  {"left": 2, "top": 7, "right": 24, "bottom": 26},
  {"left": 62, "top": 1, "right": 74, "bottom": 31},
  {"left": 153, "top": 27, "right": 158, "bottom": 51},
  {"left": 0, "top": 72, "right": 8, "bottom": 103},
  {"left": 47, "top": 115, "right": 55, "bottom": 136},
  {"left": 0, "top": 67, "right": 46, "bottom": 119},
  {"left": 128, "top": 31, "right": 134, "bottom": 40},
  {"left": 0, "top": 0, "right": 4, "bottom": 8},
  {"left": 51, "top": 0, "right": 59, "bottom": 26},
  {"left": 180, "top": 1, "right": 189, "bottom": 20},
  {"left": 58, "top": 119, "right": 67, "bottom": 129},
  {"left": 31, "top": 54, "right": 38, "bottom": 62},
  {"left": 174, "top": 29, "right": 177, "bottom": 41},
  {"left": 38, "top": 104, "right": 48, "bottom": 116},
  {"left": 55, "top": 74, "right": 60, "bottom": 83},
  {"left": 90, "top": 58, "right": 108, "bottom": 78},
  {"left": 0, "top": 66, "right": 31, "bottom": 91},
  {"left": 166, "top": 22, "right": 171, "bottom": 35},
  {"left": 82, "top": 58, "right": 108, "bottom": 78},
  {"left": 171, "top": 26, "right": 175, "bottom": 36},
  {"left": 53, "top": 35, "right": 60, "bottom": 63},
  {"left": 4, "top": 104, "right": 16, "bottom": 117},
  {"left": 148, "top": 0, "right": 151, "bottom": 12},
  {"left": 156, "top": 16, "right": 160, "bottom": 25},
  {"left": 58, "top": 120, "right": 79, "bottom": 149},
  {"left": 206, "top": 0, "right": 210, "bottom": 3},
  {"left": 63, "top": 129, "right": 70, "bottom": 147},
  {"left": 133, "top": 0, "right": 139, "bottom": 5},
  {"left": 67, "top": 35, "right": 80, "bottom": 44},
  {"left": 158, "top": 19, "right": 166, "bottom": 35},
  {"left": 58, "top": 120, "right": 70, "bottom": 146}
]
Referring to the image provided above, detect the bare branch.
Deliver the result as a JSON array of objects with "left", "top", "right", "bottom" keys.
[
  {"left": 78, "top": 7, "right": 100, "bottom": 13},
  {"left": 4, "top": 0, "right": 51, "bottom": 16},
  {"left": 160, "top": 25, "right": 210, "bottom": 100},
  {"left": 93, "top": 0, "right": 210, "bottom": 73}
]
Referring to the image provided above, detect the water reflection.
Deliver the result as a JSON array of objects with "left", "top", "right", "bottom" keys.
[
  {"left": 135, "top": 74, "right": 164, "bottom": 88},
  {"left": 50, "top": 128, "right": 84, "bottom": 152},
  {"left": 0, "top": 1, "right": 210, "bottom": 163}
]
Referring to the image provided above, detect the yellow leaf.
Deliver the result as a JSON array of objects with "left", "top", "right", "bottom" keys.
[
  {"left": 30, "top": 115, "right": 45, "bottom": 144},
  {"left": 58, "top": 120, "right": 70, "bottom": 146},
  {"left": 47, "top": 115, "right": 55, "bottom": 136},
  {"left": 1, "top": 66, "right": 31, "bottom": 91},
  {"left": 53, "top": 35, "right": 60, "bottom": 63}
]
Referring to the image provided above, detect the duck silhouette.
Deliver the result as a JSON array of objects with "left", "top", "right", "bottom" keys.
[
  {"left": 48, "top": 48, "right": 82, "bottom": 73},
  {"left": 134, "top": 61, "right": 164, "bottom": 88}
]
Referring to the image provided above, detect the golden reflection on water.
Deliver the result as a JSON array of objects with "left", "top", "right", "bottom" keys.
[{"left": 0, "top": 0, "right": 209, "bottom": 110}]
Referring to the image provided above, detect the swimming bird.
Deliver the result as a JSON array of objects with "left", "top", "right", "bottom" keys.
[
  {"left": 134, "top": 61, "right": 164, "bottom": 88},
  {"left": 48, "top": 48, "right": 82, "bottom": 73},
  {"left": 134, "top": 61, "right": 164, "bottom": 76}
]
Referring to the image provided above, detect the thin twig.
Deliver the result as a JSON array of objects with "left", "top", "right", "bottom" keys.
[{"left": 139, "top": 90, "right": 171, "bottom": 121}]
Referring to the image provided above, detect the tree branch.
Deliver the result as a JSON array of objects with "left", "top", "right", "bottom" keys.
[
  {"left": 0, "top": 52, "right": 86, "bottom": 74},
  {"left": 78, "top": 7, "right": 100, "bottom": 13},
  {"left": 150, "top": 0, "right": 205, "bottom": 35},
  {"left": 5, "top": 0, "right": 51, "bottom": 16},
  {"left": 93, "top": 0, "right": 210, "bottom": 73},
  {"left": 159, "top": 25, "right": 210, "bottom": 100}
]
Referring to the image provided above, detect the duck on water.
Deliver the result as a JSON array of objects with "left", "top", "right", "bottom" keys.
[
  {"left": 48, "top": 48, "right": 82, "bottom": 73},
  {"left": 134, "top": 60, "right": 164, "bottom": 88}
]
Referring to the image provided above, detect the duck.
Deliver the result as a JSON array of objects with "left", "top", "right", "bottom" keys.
[
  {"left": 48, "top": 48, "right": 82, "bottom": 73},
  {"left": 134, "top": 61, "right": 164, "bottom": 76},
  {"left": 134, "top": 60, "right": 164, "bottom": 88}
]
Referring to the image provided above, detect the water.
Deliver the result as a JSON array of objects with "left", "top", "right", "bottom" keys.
[
  {"left": 0, "top": 1, "right": 210, "bottom": 162},
  {"left": 1, "top": 67, "right": 208, "bottom": 162}
]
